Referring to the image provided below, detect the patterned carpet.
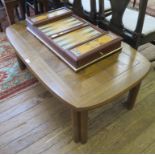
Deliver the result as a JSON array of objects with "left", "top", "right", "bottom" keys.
[{"left": 0, "top": 33, "right": 38, "bottom": 101}]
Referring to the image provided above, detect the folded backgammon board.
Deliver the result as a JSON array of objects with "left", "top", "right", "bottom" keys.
[{"left": 26, "top": 7, "right": 122, "bottom": 71}]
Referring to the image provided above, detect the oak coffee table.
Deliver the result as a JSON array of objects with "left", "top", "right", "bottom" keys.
[{"left": 6, "top": 21, "right": 150, "bottom": 143}]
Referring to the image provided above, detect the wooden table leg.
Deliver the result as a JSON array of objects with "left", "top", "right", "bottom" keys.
[
  {"left": 80, "top": 111, "right": 88, "bottom": 143},
  {"left": 17, "top": 56, "right": 26, "bottom": 70},
  {"left": 71, "top": 110, "right": 88, "bottom": 143},
  {"left": 72, "top": 111, "right": 80, "bottom": 142},
  {"left": 126, "top": 82, "right": 141, "bottom": 110}
]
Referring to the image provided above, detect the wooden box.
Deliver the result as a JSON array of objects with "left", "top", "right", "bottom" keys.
[{"left": 26, "top": 7, "right": 122, "bottom": 71}]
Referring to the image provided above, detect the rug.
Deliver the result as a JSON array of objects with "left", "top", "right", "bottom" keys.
[{"left": 0, "top": 33, "right": 38, "bottom": 101}]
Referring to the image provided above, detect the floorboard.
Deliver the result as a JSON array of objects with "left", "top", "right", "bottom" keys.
[{"left": 0, "top": 61, "right": 155, "bottom": 153}]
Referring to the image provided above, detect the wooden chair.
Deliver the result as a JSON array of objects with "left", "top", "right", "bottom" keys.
[
  {"left": 48, "top": 0, "right": 63, "bottom": 9},
  {"left": 64, "top": 0, "right": 111, "bottom": 24},
  {"left": 25, "top": 0, "right": 48, "bottom": 16},
  {"left": 26, "top": 0, "right": 39, "bottom": 16},
  {"left": 26, "top": 0, "right": 64, "bottom": 17},
  {"left": 97, "top": 0, "right": 112, "bottom": 23},
  {"left": 1, "top": 0, "right": 25, "bottom": 25},
  {"left": 81, "top": 0, "right": 111, "bottom": 23},
  {"left": 100, "top": 0, "right": 155, "bottom": 49},
  {"left": 63, "top": 0, "right": 85, "bottom": 18}
]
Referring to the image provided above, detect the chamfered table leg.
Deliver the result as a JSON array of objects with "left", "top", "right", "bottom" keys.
[
  {"left": 80, "top": 111, "right": 88, "bottom": 143},
  {"left": 71, "top": 110, "right": 88, "bottom": 143},
  {"left": 126, "top": 82, "right": 141, "bottom": 110},
  {"left": 17, "top": 56, "right": 26, "bottom": 70},
  {"left": 72, "top": 110, "right": 81, "bottom": 143}
]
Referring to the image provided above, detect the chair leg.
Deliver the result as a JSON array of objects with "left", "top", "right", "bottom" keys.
[
  {"left": 15, "top": 7, "right": 20, "bottom": 20},
  {"left": 34, "top": 0, "right": 39, "bottom": 15},
  {"left": 39, "top": 0, "right": 48, "bottom": 12},
  {"left": 0, "top": 23, "right": 3, "bottom": 32},
  {"left": 39, "top": 2, "right": 44, "bottom": 13},
  {"left": 18, "top": 0, "right": 25, "bottom": 20},
  {"left": 26, "top": 3, "right": 30, "bottom": 17}
]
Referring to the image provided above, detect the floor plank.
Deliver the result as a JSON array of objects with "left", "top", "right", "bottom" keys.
[{"left": 0, "top": 66, "right": 155, "bottom": 153}]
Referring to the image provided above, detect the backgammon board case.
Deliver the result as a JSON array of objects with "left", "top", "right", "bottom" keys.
[{"left": 26, "top": 7, "right": 122, "bottom": 72}]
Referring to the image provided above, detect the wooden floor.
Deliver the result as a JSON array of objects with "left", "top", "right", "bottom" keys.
[{"left": 0, "top": 60, "right": 155, "bottom": 153}]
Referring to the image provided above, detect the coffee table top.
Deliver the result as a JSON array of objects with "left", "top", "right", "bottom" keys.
[{"left": 6, "top": 22, "right": 150, "bottom": 111}]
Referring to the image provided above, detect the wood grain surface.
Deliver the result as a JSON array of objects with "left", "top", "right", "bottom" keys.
[
  {"left": 6, "top": 21, "right": 150, "bottom": 111},
  {"left": 5, "top": 21, "right": 151, "bottom": 143},
  {"left": 0, "top": 66, "right": 154, "bottom": 153}
]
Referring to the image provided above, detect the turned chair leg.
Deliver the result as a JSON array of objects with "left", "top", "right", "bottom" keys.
[
  {"left": 126, "top": 82, "right": 141, "bottom": 110},
  {"left": 17, "top": 56, "right": 26, "bottom": 70},
  {"left": 71, "top": 110, "right": 88, "bottom": 144}
]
